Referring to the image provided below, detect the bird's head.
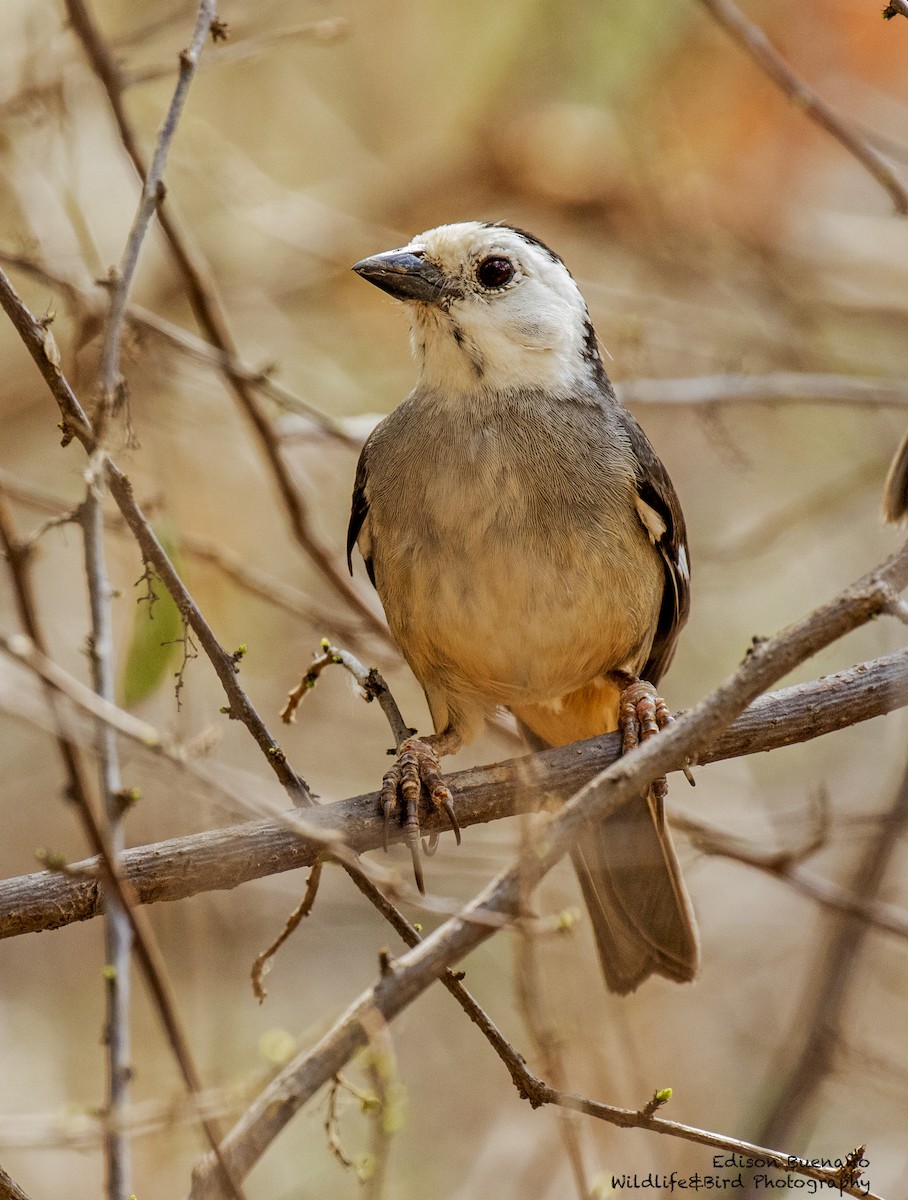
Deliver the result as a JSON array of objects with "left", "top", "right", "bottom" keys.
[{"left": 353, "top": 221, "right": 605, "bottom": 396}]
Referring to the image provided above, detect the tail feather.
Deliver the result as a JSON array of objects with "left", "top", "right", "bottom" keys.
[
  {"left": 570, "top": 794, "right": 699, "bottom": 994},
  {"left": 515, "top": 713, "right": 699, "bottom": 994}
]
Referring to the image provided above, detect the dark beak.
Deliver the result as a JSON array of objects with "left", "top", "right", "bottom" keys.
[{"left": 352, "top": 250, "right": 449, "bottom": 304}]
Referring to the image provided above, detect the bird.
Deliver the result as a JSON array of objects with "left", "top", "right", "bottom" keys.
[
  {"left": 883, "top": 431, "right": 908, "bottom": 525},
  {"left": 347, "top": 221, "right": 698, "bottom": 994}
]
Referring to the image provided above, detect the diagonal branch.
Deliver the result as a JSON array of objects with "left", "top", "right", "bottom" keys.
[
  {"left": 1, "top": 649, "right": 906, "bottom": 941},
  {"left": 697, "top": 0, "right": 908, "bottom": 215},
  {"left": 0, "top": 265, "right": 312, "bottom": 807}
]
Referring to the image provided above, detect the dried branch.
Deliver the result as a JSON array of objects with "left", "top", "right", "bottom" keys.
[
  {"left": 0, "top": 500, "right": 244, "bottom": 1200},
  {"left": 0, "top": 265, "right": 312, "bottom": 807},
  {"left": 752, "top": 753, "right": 908, "bottom": 1154},
  {"left": 2, "top": 649, "right": 906, "bottom": 940},
  {"left": 0, "top": 1165, "right": 32, "bottom": 1200},
  {"left": 81, "top": 484, "right": 134, "bottom": 1200},
  {"left": 251, "top": 861, "right": 324, "bottom": 1002},
  {"left": 62, "top": 0, "right": 393, "bottom": 647},
  {"left": 282, "top": 642, "right": 411, "bottom": 746},
  {"left": 514, "top": 879, "right": 592, "bottom": 1200},
  {"left": 0, "top": 250, "right": 360, "bottom": 450},
  {"left": 97, "top": 0, "right": 216, "bottom": 416},
  {"left": 616, "top": 372, "right": 908, "bottom": 408},
  {"left": 697, "top": 0, "right": 908, "bottom": 215}
]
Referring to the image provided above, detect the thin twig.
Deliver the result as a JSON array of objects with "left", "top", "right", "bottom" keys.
[
  {"left": 616, "top": 372, "right": 908, "bottom": 408},
  {"left": 124, "top": 19, "right": 351, "bottom": 87},
  {"left": 63, "top": 0, "right": 394, "bottom": 647},
  {"left": 96, "top": 0, "right": 216, "bottom": 416},
  {"left": 282, "top": 642, "right": 411, "bottom": 746},
  {"left": 750, "top": 754, "right": 908, "bottom": 1164},
  {"left": 188, "top": 535, "right": 908, "bottom": 1195},
  {"left": 697, "top": 0, "right": 908, "bottom": 214},
  {"left": 514, "top": 877, "right": 592, "bottom": 1200},
  {"left": 80, "top": 483, "right": 133, "bottom": 1200},
  {"left": 251, "top": 861, "right": 324, "bottom": 1002}
]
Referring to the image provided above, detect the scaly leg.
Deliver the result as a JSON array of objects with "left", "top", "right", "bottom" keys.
[
  {"left": 380, "top": 728, "right": 462, "bottom": 893},
  {"left": 612, "top": 673, "right": 691, "bottom": 810}
]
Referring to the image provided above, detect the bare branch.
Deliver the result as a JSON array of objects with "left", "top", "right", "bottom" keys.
[
  {"left": 697, "top": 0, "right": 908, "bottom": 215},
  {"left": 2, "top": 650, "right": 906, "bottom": 941},
  {"left": 0, "top": 265, "right": 312, "bottom": 806},
  {"left": 752, "top": 754, "right": 908, "bottom": 1153},
  {"left": 80, "top": 483, "right": 134, "bottom": 1200},
  {"left": 282, "top": 642, "right": 411, "bottom": 746},
  {"left": 0, "top": 1164, "right": 32, "bottom": 1200},
  {"left": 616, "top": 372, "right": 908, "bottom": 408},
  {"left": 0, "top": 499, "right": 245, "bottom": 1200},
  {"left": 97, "top": 0, "right": 216, "bottom": 414}
]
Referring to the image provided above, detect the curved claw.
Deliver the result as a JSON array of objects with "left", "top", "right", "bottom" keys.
[
  {"left": 408, "top": 839, "right": 425, "bottom": 894},
  {"left": 443, "top": 798, "right": 462, "bottom": 846},
  {"left": 683, "top": 763, "right": 696, "bottom": 787},
  {"left": 382, "top": 798, "right": 393, "bottom": 852},
  {"left": 422, "top": 832, "right": 440, "bottom": 856}
]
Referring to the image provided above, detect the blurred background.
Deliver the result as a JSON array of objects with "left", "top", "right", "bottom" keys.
[{"left": 1, "top": 0, "right": 907, "bottom": 1196}]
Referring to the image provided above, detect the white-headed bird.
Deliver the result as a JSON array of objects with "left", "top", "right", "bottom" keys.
[{"left": 349, "top": 221, "right": 698, "bottom": 994}]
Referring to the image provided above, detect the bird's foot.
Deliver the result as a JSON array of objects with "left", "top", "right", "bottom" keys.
[
  {"left": 616, "top": 677, "right": 692, "bottom": 805},
  {"left": 380, "top": 736, "right": 461, "bottom": 893}
]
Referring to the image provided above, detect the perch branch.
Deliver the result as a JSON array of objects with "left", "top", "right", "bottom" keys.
[
  {"left": 697, "top": 0, "right": 908, "bottom": 214},
  {"left": 1, "top": 650, "right": 906, "bottom": 940}
]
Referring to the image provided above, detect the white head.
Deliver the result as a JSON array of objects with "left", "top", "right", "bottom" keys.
[{"left": 353, "top": 221, "right": 606, "bottom": 396}]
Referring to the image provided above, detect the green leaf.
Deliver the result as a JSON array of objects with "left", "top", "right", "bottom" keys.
[{"left": 120, "top": 527, "right": 184, "bottom": 708}]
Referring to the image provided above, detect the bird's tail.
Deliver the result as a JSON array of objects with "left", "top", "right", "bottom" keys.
[
  {"left": 570, "top": 792, "right": 698, "bottom": 994},
  {"left": 515, "top": 710, "right": 698, "bottom": 994}
]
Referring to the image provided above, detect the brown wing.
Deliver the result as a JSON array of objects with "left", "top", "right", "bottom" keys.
[
  {"left": 346, "top": 446, "right": 375, "bottom": 587},
  {"left": 617, "top": 408, "right": 691, "bottom": 686}
]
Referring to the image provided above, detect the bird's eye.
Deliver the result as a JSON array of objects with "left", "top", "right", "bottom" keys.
[{"left": 476, "top": 256, "right": 514, "bottom": 289}]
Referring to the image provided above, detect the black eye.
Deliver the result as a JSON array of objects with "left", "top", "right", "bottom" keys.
[{"left": 476, "top": 256, "right": 514, "bottom": 289}]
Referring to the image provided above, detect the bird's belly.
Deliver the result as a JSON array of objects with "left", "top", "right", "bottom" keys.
[{"left": 382, "top": 530, "right": 659, "bottom": 709}]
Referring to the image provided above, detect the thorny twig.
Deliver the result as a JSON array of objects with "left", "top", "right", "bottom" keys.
[
  {"left": 251, "top": 861, "right": 324, "bottom": 1002},
  {"left": 80, "top": 483, "right": 134, "bottom": 1200},
  {"left": 697, "top": 0, "right": 908, "bottom": 214}
]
